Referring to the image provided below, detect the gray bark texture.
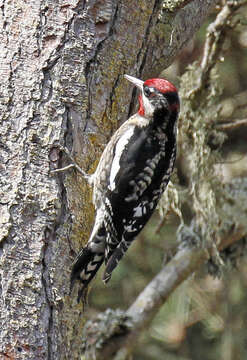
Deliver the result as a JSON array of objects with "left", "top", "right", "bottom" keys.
[{"left": 0, "top": 0, "right": 216, "bottom": 359}]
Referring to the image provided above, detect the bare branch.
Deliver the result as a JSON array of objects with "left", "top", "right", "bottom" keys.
[
  {"left": 126, "top": 244, "right": 208, "bottom": 327},
  {"left": 83, "top": 221, "right": 246, "bottom": 360},
  {"left": 189, "top": 0, "right": 245, "bottom": 97},
  {"left": 215, "top": 118, "right": 247, "bottom": 130},
  {"left": 112, "top": 227, "right": 245, "bottom": 359}
]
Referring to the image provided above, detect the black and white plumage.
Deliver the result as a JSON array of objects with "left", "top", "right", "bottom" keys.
[{"left": 71, "top": 74, "right": 180, "bottom": 301}]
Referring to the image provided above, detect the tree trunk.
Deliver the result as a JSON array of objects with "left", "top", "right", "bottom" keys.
[{"left": 0, "top": 0, "right": 216, "bottom": 359}]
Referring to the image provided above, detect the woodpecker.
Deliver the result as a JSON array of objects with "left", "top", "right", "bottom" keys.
[{"left": 71, "top": 74, "right": 180, "bottom": 301}]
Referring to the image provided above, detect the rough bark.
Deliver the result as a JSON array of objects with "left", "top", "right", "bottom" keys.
[{"left": 0, "top": 0, "right": 216, "bottom": 359}]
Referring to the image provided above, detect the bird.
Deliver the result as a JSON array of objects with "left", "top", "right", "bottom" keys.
[{"left": 70, "top": 74, "right": 180, "bottom": 301}]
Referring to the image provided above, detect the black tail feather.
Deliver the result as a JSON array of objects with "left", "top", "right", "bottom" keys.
[
  {"left": 70, "top": 245, "right": 104, "bottom": 302},
  {"left": 102, "top": 240, "right": 130, "bottom": 284}
]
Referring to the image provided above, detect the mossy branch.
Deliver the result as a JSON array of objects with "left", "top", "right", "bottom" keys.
[
  {"left": 188, "top": 0, "right": 246, "bottom": 98},
  {"left": 82, "top": 217, "right": 246, "bottom": 360}
]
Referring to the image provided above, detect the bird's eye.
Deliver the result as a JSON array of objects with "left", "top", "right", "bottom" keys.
[
  {"left": 144, "top": 86, "right": 155, "bottom": 98},
  {"left": 144, "top": 86, "right": 151, "bottom": 97}
]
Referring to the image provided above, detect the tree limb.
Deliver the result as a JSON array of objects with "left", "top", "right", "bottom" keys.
[
  {"left": 84, "top": 222, "right": 246, "bottom": 360},
  {"left": 215, "top": 118, "right": 247, "bottom": 130},
  {"left": 188, "top": 0, "right": 245, "bottom": 98}
]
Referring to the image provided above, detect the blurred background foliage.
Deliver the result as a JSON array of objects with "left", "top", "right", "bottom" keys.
[{"left": 88, "top": 3, "right": 247, "bottom": 359}]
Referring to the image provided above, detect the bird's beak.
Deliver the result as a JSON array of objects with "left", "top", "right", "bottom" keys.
[{"left": 124, "top": 74, "right": 144, "bottom": 91}]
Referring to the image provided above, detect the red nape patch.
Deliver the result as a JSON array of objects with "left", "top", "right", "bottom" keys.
[
  {"left": 138, "top": 94, "right": 145, "bottom": 116},
  {"left": 144, "top": 78, "right": 177, "bottom": 94}
]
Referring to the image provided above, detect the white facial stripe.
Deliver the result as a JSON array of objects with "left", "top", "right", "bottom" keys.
[
  {"left": 109, "top": 127, "right": 135, "bottom": 191},
  {"left": 142, "top": 93, "right": 154, "bottom": 118}
]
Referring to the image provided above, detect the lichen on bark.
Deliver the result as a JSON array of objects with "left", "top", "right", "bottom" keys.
[{"left": 0, "top": 0, "right": 220, "bottom": 359}]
